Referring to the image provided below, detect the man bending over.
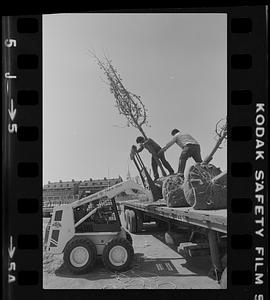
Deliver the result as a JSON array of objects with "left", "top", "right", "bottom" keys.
[{"left": 136, "top": 136, "right": 174, "bottom": 181}]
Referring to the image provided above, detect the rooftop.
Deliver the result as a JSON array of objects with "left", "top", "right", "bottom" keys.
[{"left": 43, "top": 177, "right": 123, "bottom": 189}]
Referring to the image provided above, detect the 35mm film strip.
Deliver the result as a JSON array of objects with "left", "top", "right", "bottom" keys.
[{"left": 2, "top": 7, "right": 268, "bottom": 299}]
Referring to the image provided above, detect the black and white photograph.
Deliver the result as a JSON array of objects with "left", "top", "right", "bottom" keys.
[{"left": 42, "top": 13, "right": 227, "bottom": 289}]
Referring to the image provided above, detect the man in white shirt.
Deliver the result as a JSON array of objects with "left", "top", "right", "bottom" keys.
[{"left": 159, "top": 129, "right": 202, "bottom": 178}]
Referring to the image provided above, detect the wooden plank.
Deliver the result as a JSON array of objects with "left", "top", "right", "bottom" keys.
[
  {"left": 123, "top": 199, "right": 227, "bottom": 233},
  {"left": 156, "top": 206, "right": 226, "bottom": 223},
  {"left": 125, "top": 201, "right": 226, "bottom": 220}
]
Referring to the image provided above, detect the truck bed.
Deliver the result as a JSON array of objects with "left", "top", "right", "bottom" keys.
[{"left": 122, "top": 199, "right": 227, "bottom": 233}]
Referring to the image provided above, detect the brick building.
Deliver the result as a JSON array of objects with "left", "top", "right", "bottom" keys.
[{"left": 43, "top": 176, "right": 123, "bottom": 206}]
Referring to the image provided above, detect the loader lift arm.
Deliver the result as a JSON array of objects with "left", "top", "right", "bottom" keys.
[
  {"left": 72, "top": 179, "right": 153, "bottom": 209},
  {"left": 71, "top": 180, "right": 153, "bottom": 229}
]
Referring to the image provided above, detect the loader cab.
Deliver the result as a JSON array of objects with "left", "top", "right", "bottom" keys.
[
  {"left": 45, "top": 196, "right": 122, "bottom": 253},
  {"left": 74, "top": 197, "right": 121, "bottom": 233}
]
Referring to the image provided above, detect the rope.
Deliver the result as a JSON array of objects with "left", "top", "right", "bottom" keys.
[{"left": 187, "top": 164, "right": 224, "bottom": 207}]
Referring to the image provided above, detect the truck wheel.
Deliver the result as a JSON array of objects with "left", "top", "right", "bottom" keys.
[
  {"left": 128, "top": 210, "right": 137, "bottom": 233},
  {"left": 102, "top": 238, "right": 134, "bottom": 272},
  {"left": 219, "top": 267, "right": 227, "bottom": 289},
  {"left": 63, "top": 238, "right": 97, "bottom": 274}
]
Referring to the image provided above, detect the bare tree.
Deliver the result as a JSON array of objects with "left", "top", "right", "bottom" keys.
[
  {"left": 90, "top": 51, "right": 149, "bottom": 139},
  {"left": 215, "top": 118, "right": 227, "bottom": 140},
  {"left": 203, "top": 117, "right": 227, "bottom": 164},
  {"left": 90, "top": 51, "right": 167, "bottom": 176}
]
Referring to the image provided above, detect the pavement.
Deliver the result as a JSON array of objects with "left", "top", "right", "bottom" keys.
[{"left": 43, "top": 211, "right": 220, "bottom": 289}]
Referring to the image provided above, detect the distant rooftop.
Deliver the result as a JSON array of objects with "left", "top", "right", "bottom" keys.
[{"left": 43, "top": 176, "right": 123, "bottom": 189}]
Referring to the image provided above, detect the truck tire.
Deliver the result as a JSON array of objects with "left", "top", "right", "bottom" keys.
[
  {"left": 219, "top": 267, "right": 227, "bottom": 289},
  {"left": 63, "top": 238, "right": 97, "bottom": 274},
  {"left": 165, "top": 232, "right": 175, "bottom": 245},
  {"left": 102, "top": 237, "right": 134, "bottom": 272},
  {"left": 128, "top": 210, "right": 137, "bottom": 233}
]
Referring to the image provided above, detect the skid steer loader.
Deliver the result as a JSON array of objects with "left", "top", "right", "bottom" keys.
[{"left": 44, "top": 180, "right": 152, "bottom": 274}]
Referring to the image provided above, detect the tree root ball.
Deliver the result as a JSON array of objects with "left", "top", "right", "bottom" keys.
[
  {"left": 183, "top": 163, "right": 227, "bottom": 210},
  {"left": 162, "top": 175, "right": 188, "bottom": 207}
]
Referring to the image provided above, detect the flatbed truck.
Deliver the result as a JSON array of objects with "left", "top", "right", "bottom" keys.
[
  {"left": 123, "top": 146, "right": 228, "bottom": 288},
  {"left": 122, "top": 199, "right": 227, "bottom": 287}
]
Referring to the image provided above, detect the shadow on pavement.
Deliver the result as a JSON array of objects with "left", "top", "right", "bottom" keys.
[
  {"left": 132, "top": 225, "right": 213, "bottom": 278},
  {"left": 55, "top": 251, "right": 210, "bottom": 281}
]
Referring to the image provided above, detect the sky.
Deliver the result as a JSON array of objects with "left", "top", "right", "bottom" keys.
[{"left": 43, "top": 13, "right": 227, "bottom": 185}]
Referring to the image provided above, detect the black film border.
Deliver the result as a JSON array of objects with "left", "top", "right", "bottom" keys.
[{"left": 1, "top": 7, "right": 268, "bottom": 300}]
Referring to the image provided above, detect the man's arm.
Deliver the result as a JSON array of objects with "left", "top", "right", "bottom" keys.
[
  {"left": 137, "top": 144, "right": 144, "bottom": 153},
  {"left": 159, "top": 136, "right": 177, "bottom": 154}
]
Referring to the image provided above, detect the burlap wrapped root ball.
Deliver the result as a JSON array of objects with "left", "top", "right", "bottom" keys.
[
  {"left": 162, "top": 174, "right": 189, "bottom": 207},
  {"left": 183, "top": 163, "right": 227, "bottom": 210}
]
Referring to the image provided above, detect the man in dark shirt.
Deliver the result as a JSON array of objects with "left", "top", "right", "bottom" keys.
[{"left": 136, "top": 136, "right": 174, "bottom": 180}]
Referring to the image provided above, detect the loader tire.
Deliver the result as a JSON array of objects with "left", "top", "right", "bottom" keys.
[
  {"left": 64, "top": 238, "right": 97, "bottom": 274},
  {"left": 102, "top": 237, "right": 134, "bottom": 272}
]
